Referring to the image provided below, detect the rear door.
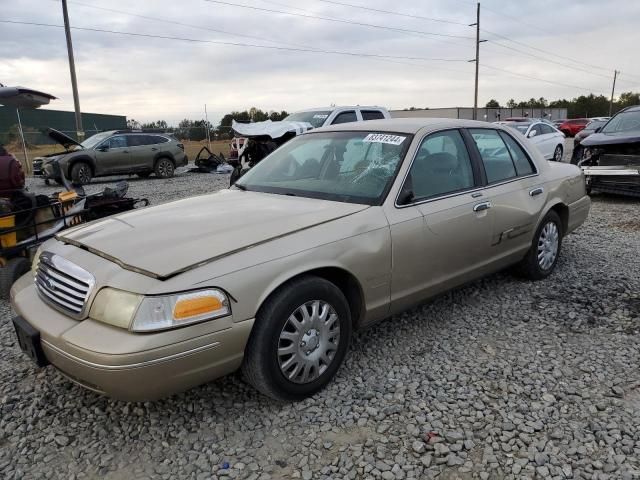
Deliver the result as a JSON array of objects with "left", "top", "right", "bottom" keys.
[
  {"left": 127, "top": 134, "right": 154, "bottom": 170},
  {"left": 387, "top": 129, "right": 493, "bottom": 312},
  {"left": 94, "top": 135, "right": 130, "bottom": 175},
  {"left": 468, "top": 128, "right": 545, "bottom": 261}
]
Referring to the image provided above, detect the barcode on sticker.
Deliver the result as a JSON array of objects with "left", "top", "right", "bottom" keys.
[{"left": 363, "top": 134, "right": 406, "bottom": 145}]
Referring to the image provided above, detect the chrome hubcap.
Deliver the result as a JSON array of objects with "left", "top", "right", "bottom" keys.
[
  {"left": 277, "top": 300, "right": 340, "bottom": 384},
  {"left": 537, "top": 221, "right": 559, "bottom": 270}
]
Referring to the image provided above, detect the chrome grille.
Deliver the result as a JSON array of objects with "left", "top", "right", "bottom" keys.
[{"left": 34, "top": 252, "right": 95, "bottom": 318}]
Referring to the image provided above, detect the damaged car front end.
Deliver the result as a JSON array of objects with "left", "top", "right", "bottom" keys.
[{"left": 575, "top": 106, "right": 640, "bottom": 197}]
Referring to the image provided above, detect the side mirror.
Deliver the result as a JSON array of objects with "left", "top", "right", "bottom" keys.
[
  {"left": 397, "top": 189, "right": 415, "bottom": 206},
  {"left": 528, "top": 130, "right": 537, "bottom": 138},
  {"left": 97, "top": 144, "right": 109, "bottom": 152}
]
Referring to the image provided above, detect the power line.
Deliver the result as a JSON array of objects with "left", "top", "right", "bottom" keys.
[
  {"left": 481, "top": 64, "right": 608, "bottom": 93},
  {"left": 309, "top": 0, "right": 469, "bottom": 26},
  {"left": 484, "top": 40, "right": 639, "bottom": 85},
  {"left": 0, "top": 19, "right": 469, "bottom": 62},
  {"left": 64, "top": 1, "right": 478, "bottom": 77},
  {"left": 203, "top": 0, "right": 474, "bottom": 40}
]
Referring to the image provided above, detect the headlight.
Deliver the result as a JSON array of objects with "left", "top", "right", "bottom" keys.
[{"left": 89, "top": 288, "right": 230, "bottom": 332}]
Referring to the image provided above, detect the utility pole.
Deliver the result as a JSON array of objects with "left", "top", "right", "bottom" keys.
[
  {"left": 61, "top": 0, "right": 84, "bottom": 141},
  {"left": 609, "top": 70, "right": 619, "bottom": 116},
  {"left": 204, "top": 104, "right": 212, "bottom": 150},
  {"left": 469, "top": 3, "right": 486, "bottom": 120}
]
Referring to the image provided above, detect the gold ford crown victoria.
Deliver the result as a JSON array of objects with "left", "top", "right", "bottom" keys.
[{"left": 11, "top": 119, "right": 591, "bottom": 401}]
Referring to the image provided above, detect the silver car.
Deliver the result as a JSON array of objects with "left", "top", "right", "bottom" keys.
[{"left": 11, "top": 119, "right": 590, "bottom": 401}]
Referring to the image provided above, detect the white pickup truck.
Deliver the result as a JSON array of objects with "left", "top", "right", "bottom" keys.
[{"left": 229, "top": 106, "right": 390, "bottom": 184}]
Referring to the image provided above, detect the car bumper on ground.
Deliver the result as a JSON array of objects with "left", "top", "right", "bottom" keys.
[{"left": 10, "top": 275, "right": 253, "bottom": 401}]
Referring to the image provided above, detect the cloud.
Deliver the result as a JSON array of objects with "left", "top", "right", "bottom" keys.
[{"left": 3, "top": 0, "right": 640, "bottom": 125}]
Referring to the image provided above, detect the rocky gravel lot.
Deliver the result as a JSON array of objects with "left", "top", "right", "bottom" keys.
[{"left": 1, "top": 155, "right": 639, "bottom": 480}]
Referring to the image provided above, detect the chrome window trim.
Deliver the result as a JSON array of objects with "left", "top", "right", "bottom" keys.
[{"left": 394, "top": 126, "right": 540, "bottom": 209}]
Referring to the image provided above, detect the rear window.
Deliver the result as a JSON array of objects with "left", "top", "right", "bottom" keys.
[
  {"left": 361, "top": 110, "right": 385, "bottom": 121},
  {"left": 498, "top": 131, "right": 535, "bottom": 176}
]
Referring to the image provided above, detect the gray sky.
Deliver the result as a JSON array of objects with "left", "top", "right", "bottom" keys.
[{"left": 3, "top": 0, "right": 640, "bottom": 125}]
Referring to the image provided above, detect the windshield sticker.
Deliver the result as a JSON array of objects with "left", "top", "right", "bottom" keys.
[
  {"left": 313, "top": 114, "right": 329, "bottom": 119},
  {"left": 363, "top": 134, "right": 406, "bottom": 145}
]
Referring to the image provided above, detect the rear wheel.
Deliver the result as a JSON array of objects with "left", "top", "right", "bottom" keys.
[
  {"left": 70, "top": 162, "right": 92, "bottom": 185},
  {"left": 242, "top": 276, "right": 352, "bottom": 401},
  {"left": 0, "top": 257, "right": 31, "bottom": 299},
  {"left": 154, "top": 158, "right": 175, "bottom": 179},
  {"left": 514, "top": 210, "right": 562, "bottom": 280},
  {"left": 553, "top": 144, "right": 563, "bottom": 162}
]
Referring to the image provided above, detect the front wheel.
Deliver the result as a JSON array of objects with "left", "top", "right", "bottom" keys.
[
  {"left": 552, "top": 144, "right": 563, "bottom": 162},
  {"left": 70, "top": 162, "right": 92, "bottom": 185},
  {"left": 514, "top": 210, "right": 563, "bottom": 280},
  {"left": 0, "top": 257, "right": 31, "bottom": 299},
  {"left": 242, "top": 276, "right": 352, "bottom": 401}
]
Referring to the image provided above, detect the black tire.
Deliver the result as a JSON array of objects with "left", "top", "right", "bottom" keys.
[
  {"left": 514, "top": 210, "right": 563, "bottom": 280},
  {"left": 553, "top": 144, "right": 563, "bottom": 162},
  {"left": 0, "top": 257, "right": 31, "bottom": 299},
  {"left": 137, "top": 172, "right": 152, "bottom": 178},
  {"left": 242, "top": 275, "right": 352, "bottom": 401},
  {"left": 70, "top": 162, "right": 92, "bottom": 185},
  {"left": 154, "top": 158, "right": 175, "bottom": 179}
]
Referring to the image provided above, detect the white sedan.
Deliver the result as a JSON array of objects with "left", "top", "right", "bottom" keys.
[{"left": 501, "top": 121, "right": 565, "bottom": 162}]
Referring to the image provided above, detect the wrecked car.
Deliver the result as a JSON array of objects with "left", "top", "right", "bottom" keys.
[
  {"left": 576, "top": 105, "right": 640, "bottom": 196},
  {"left": 228, "top": 106, "right": 390, "bottom": 184}
]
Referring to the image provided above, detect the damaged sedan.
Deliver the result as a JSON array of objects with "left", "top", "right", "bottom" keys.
[
  {"left": 576, "top": 105, "right": 640, "bottom": 197},
  {"left": 11, "top": 119, "right": 590, "bottom": 401}
]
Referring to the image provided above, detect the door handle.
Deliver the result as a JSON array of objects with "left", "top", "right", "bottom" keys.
[
  {"left": 151, "top": 147, "right": 158, "bottom": 151},
  {"left": 529, "top": 187, "right": 544, "bottom": 197},
  {"left": 473, "top": 201, "right": 492, "bottom": 212},
  {"left": 123, "top": 150, "right": 129, "bottom": 153}
]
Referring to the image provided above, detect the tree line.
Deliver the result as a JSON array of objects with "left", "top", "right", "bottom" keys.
[
  {"left": 485, "top": 92, "right": 640, "bottom": 118},
  {"left": 126, "top": 107, "right": 289, "bottom": 141}
]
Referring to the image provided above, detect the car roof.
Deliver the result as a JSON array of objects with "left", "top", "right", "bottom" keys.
[
  {"left": 312, "top": 117, "right": 495, "bottom": 134},
  {"left": 621, "top": 105, "right": 640, "bottom": 113},
  {"left": 292, "top": 106, "right": 388, "bottom": 113}
]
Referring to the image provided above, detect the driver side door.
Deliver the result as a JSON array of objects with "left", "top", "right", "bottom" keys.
[
  {"left": 386, "top": 129, "right": 494, "bottom": 313},
  {"left": 94, "top": 135, "right": 131, "bottom": 175}
]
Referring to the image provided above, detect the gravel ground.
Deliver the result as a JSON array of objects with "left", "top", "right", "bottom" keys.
[{"left": 2, "top": 146, "right": 640, "bottom": 480}]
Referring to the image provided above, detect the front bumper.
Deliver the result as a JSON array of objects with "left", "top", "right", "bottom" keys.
[{"left": 10, "top": 275, "right": 253, "bottom": 401}]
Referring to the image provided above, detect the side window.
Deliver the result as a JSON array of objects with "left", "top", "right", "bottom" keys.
[
  {"left": 108, "top": 136, "right": 127, "bottom": 148},
  {"left": 153, "top": 136, "right": 169, "bottom": 144},
  {"left": 498, "top": 132, "right": 535, "bottom": 176},
  {"left": 361, "top": 110, "right": 385, "bottom": 121},
  {"left": 407, "top": 130, "right": 475, "bottom": 200},
  {"left": 540, "top": 124, "right": 553, "bottom": 135},
  {"left": 127, "top": 135, "right": 147, "bottom": 147},
  {"left": 469, "top": 129, "right": 516, "bottom": 183},
  {"left": 331, "top": 111, "right": 357, "bottom": 125}
]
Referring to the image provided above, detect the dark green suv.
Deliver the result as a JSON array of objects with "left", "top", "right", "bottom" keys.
[{"left": 34, "top": 129, "right": 188, "bottom": 185}]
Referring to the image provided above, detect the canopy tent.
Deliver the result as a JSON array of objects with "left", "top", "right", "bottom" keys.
[{"left": 0, "top": 85, "right": 57, "bottom": 171}]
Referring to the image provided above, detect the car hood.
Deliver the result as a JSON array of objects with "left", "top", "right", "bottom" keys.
[
  {"left": 57, "top": 189, "right": 369, "bottom": 279},
  {"left": 581, "top": 130, "right": 640, "bottom": 147},
  {"left": 231, "top": 119, "right": 312, "bottom": 139},
  {"left": 47, "top": 128, "right": 84, "bottom": 150}
]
